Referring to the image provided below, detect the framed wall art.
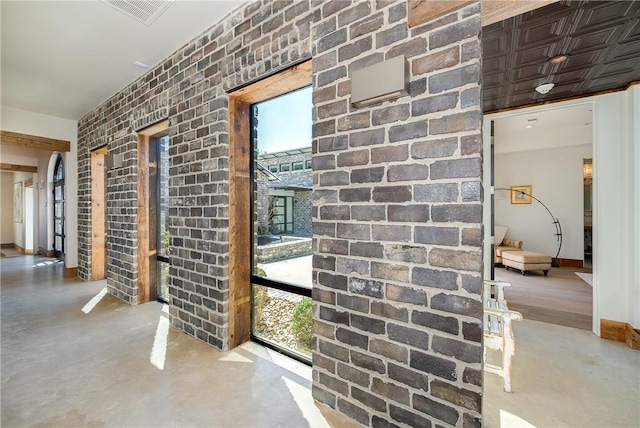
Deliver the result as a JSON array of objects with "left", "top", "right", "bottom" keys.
[{"left": 510, "top": 185, "right": 532, "bottom": 204}]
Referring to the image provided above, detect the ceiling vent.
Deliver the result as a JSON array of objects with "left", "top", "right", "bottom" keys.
[{"left": 101, "top": 0, "right": 173, "bottom": 26}]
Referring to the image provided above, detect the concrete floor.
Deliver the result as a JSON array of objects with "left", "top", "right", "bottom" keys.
[
  {"left": 483, "top": 319, "right": 640, "bottom": 427},
  {"left": 260, "top": 255, "right": 313, "bottom": 287},
  {"left": 2, "top": 255, "right": 639, "bottom": 427},
  {"left": 0, "top": 255, "right": 359, "bottom": 428}
]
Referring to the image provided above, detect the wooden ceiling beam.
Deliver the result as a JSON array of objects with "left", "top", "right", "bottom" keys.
[
  {"left": 0, "top": 163, "right": 38, "bottom": 173},
  {"left": 0, "top": 130, "right": 71, "bottom": 152},
  {"left": 408, "top": 0, "right": 559, "bottom": 28}
]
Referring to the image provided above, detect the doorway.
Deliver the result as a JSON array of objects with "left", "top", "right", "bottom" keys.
[
  {"left": 91, "top": 146, "right": 107, "bottom": 280},
  {"left": 24, "top": 179, "right": 34, "bottom": 254},
  {"left": 483, "top": 101, "right": 595, "bottom": 332},
  {"left": 53, "top": 155, "right": 65, "bottom": 260},
  {"left": 583, "top": 158, "right": 593, "bottom": 268}
]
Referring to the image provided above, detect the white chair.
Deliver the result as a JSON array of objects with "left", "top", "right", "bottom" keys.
[{"left": 483, "top": 280, "right": 523, "bottom": 393}]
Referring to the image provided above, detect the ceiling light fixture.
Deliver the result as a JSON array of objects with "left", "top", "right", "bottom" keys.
[
  {"left": 549, "top": 54, "right": 569, "bottom": 64},
  {"left": 535, "top": 83, "right": 554, "bottom": 95},
  {"left": 526, "top": 125, "right": 533, "bottom": 129},
  {"left": 134, "top": 61, "right": 148, "bottom": 69}
]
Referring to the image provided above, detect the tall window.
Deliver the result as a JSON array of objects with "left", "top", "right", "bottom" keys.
[
  {"left": 137, "top": 120, "right": 169, "bottom": 303},
  {"left": 156, "top": 135, "right": 170, "bottom": 302},
  {"left": 53, "top": 155, "right": 65, "bottom": 259},
  {"left": 251, "top": 86, "right": 313, "bottom": 362}
]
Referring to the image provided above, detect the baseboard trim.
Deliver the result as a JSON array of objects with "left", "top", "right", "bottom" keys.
[
  {"left": 39, "top": 247, "right": 55, "bottom": 257},
  {"left": 557, "top": 258, "right": 583, "bottom": 268},
  {"left": 1, "top": 243, "right": 14, "bottom": 248},
  {"left": 626, "top": 326, "right": 640, "bottom": 350},
  {"left": 13, "top": 244, "right": 25, "bottom": 254},
  {"left": 601, "top": 319, "right": 640, "bottom": 350},
  {"left": 65, "top": 267, "right": 78, "bottom": 278}
]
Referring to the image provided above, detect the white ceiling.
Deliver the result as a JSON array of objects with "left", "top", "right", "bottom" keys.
[
  {"left": 1, "top": 0, "right": 244, "bottom": 121},
  {"left": 1, "top": 0, "right": 599, "bottom": 147},
  {"left": 493, "top": 103, "right": 594, "bottom": 154}
]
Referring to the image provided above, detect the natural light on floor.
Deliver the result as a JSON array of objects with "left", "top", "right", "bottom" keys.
[
  {"left": 32, "top": 260, "right": 63, "bottom": 268},
  {"left": 218, "top": 352, "right": 253, "bottom": 363},
  {"left": 500, "top": 409, "right": 537, "bottom": 427},
  {"left": 81, "top": 287, "right": 107, "bottom": 314},
  {"left": 150, "top": 304, "right": 170, "bottom": 370},
  {"left": 283, "top": 377, "right": 330, "bottom": 428}
]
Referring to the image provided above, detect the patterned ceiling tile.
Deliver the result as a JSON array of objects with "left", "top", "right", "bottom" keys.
[{"left": 482, "top": 0, "right": 640, "bottom": 112}]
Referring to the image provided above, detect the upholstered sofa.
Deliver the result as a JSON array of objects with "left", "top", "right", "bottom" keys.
[{"left": 494, "top": 225, "right": 523, "bottom": 265}]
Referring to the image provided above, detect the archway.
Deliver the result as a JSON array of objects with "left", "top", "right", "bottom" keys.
[{"left": 52, "top": 155, "right": 65, "bottom": 260}]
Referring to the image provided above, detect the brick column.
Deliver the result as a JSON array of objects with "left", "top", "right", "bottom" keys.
[{"left": 311, "top": 1, "right": 483, "bottom": 427}]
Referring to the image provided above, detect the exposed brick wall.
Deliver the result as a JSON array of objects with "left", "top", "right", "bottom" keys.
[
  {"left": 77, "top": 0, "right": 483, "bottom": 426},
  {"left": 78, "top": 0, "right": 319, "bottom": 336},
  {"left": 293, "top": 189, "right": 313, "bottom": 236},
  {"left": 310, "top": 1, "right": 483, "bottom": 427}
]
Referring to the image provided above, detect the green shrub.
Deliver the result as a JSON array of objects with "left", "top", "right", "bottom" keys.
[
  {"left": 253, "top": 285, "right": 269, "bottom": 330},
  {"left": 291, "top": 297, "right": 312, "bottom": 349}
]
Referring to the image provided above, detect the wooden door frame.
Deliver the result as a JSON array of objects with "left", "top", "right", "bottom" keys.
[
  {"left": 227, "top": 60, "right": 312, "bottom": 349},
  {"left": 91, "top": 146, "right": 108, "bottom": 281},
  {"left": 137, "top": 120, "right": 169, "bottom": 304}
]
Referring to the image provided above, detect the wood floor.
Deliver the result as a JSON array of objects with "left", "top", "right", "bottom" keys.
[{"left": 494, "top": 266, "right": 593, "bottom": 330}]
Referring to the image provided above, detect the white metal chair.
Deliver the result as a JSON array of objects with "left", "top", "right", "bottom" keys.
[{"left": 483, "top": 280, "right": 523, "bottom": 392}]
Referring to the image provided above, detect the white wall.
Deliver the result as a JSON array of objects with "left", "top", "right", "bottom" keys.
[
  {"left": 495, "top": 145, "right": 592, "bottom": 260},
  {"left": 24, "top": 185, "right": 34, "bottom": 251},
  {"left": 0, "top": 106, "right": 78, "bottom": 267},
  {"left": 632, "top": 85, "right": 640, "bottom": 329},
  {"left": 12, "top": 171, "right": 33, "bottom": 250},
  {"left": 0, "top": 172, "right": 15, "bottom": 244},
  {"left": 593, "top": 89, "right": 638, "bottom": 331}
]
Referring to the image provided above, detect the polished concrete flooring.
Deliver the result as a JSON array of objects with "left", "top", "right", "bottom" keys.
[
  {"left": 2, "top": 255, "right": 639, "bottom": 427},
  {"left": 1, "top": 255, "right": 359, "bottom": 428},
  {"left": 483, "top": 319, "right": 640, "bottom": 427}
]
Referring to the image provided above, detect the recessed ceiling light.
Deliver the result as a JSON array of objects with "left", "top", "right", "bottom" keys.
[
  {"left": 535, "top": 83, "right": 554, "bottom": 95},
  {"left": 134, "top": 61, "right": 148, "bottom": 69},
  {"left": 526, "top": 125, "right": 533, "bottom": 129},
  {"left": 549, "top": 54, "right": 569, "bottom": 64}
]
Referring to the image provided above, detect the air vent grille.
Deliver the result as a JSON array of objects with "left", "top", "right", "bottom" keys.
[{"left": 101, "top": 0, "right": 173, "bottom": 26}]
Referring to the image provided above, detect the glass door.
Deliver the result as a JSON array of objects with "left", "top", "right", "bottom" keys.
[{"left": 53, "top": 156, "right": 65, "bottom": 260}]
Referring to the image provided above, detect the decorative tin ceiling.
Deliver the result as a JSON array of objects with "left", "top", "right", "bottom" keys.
[{"left": 482, "top": 0, "right": 640, "bottom": 113}]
